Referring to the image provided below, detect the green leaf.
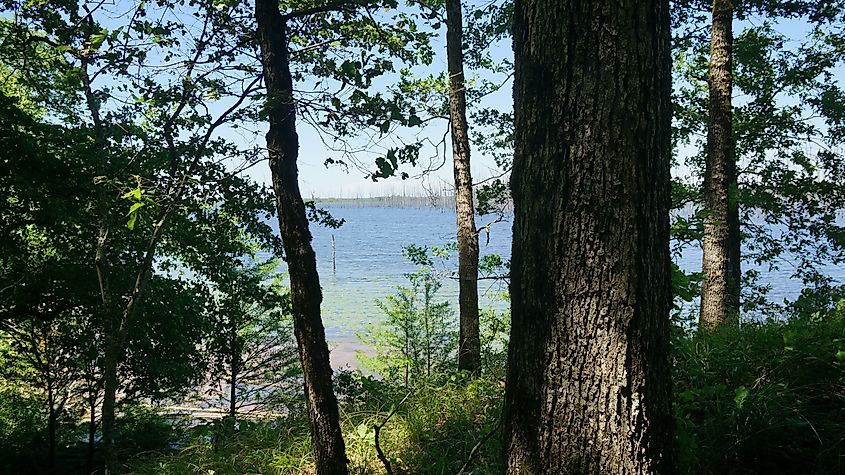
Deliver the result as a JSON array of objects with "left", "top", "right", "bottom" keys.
[
  {"left": 121, "top": 187, "right": 143, "bottom": 201},
  {"left": 734, "top": 386, "right": 750, "bottom": 410},
  {"left": 126, "top": 202, "right": 146, "bottom": 230},
  {"left": 126, "top": 213, "right": 138, "bottom": 230},
  {"left": 127, "top": 202, "right": 146, "bottom": 215},
  {"left": 89, "top": 28, "right": 109, "bottom": 50},
  {"left": 340, "top": 60, "right": 358, "bottom": 79}
]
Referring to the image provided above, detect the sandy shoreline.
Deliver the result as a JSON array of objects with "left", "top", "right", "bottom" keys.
[{"left": 328, "top": 337, "right": 373, "bottom": 370}]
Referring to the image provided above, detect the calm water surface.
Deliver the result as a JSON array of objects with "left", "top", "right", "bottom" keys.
[
  {"left": 301, "top": 206, "right": 511, "bottom": 338},
  {"left": 267, "top": 206, "right": 842, "bottom": 364}
]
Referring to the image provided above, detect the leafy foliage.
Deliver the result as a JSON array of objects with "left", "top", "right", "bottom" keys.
[
  {"left": 0, "top": 0, "right": 844, "bottom": 472},
  {"left": 674, "top": 294, "right": 845, "bottom": 473},
  {"left": 0, "top": 385, "right": 46, "bottom": 471},
  {"left": 358, "top": 266, "right": 457, "bottom": 386},
  {"left": 672, "top": 4, "right": 845, "bottom": 312},
  {"left": 126, "top": 376, "right": 503, "bottom": 475},
  {"left": 206, "top": 260, "right": 301, "bottom": 417}
]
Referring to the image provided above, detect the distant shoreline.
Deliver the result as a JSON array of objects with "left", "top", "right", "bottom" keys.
[
  {"left": 313, "top": 195, "right": 458, "bottom": 209},
  {"left": 310, "top": 197, "right": 845, "bottom": 220}
]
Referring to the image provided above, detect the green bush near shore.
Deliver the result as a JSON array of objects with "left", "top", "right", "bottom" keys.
[
  {"left": 4, "top": 301, "right": 843, "bottom": 474},
  {"left": 125, "top": 308, "right": 845, "bottom": 474},
  {"left": 125, "top": 376, "right": 503, "bottom": 475},
  {"left": 673, "top": 304, "right": 845, "bottom": 474},
  {"left": 0, "top": 387, "right": 47, "bottom": 471}
]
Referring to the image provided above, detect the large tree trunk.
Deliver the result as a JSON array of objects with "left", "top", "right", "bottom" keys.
[
  {"left": 255, "top": 2, "right": 348, "bottom": 474},
  {"left": 502, "top": 0, "right": 675, "bottom": 473},
  {"left": 445, "top": 0, "right": 481, "bottom": 375},
  {"left": 700, "top": 0, "right": 740, "bottom": 329}
]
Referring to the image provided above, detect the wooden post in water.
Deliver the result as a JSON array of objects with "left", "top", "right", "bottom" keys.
[{"left": 331, "top": 234, "right": 336, "bottom": 274}]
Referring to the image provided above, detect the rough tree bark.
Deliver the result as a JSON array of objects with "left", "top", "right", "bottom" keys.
[
  {"left": 255, "top": 1, "right": 349, "bottom": 473},
  {"left": 502, "top": 0, "right": 675, "bottom": 473},
  {"left": 700, "top": 0, "right": 740, "bottom": 329},
  {"left": 445, "top": 0, "right": 481, "bottom": 375}
]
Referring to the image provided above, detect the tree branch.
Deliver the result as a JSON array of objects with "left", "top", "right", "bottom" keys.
[{"left": 283, "top": 0, "right": 378, "bottom": 20}]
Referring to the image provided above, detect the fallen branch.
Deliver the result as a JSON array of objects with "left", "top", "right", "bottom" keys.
[
  {"left": 456, "top": 416, "right": 502, "bottom": 475},
  {"left": 374, "top": 390, "right": 414, "bottom": 475}
]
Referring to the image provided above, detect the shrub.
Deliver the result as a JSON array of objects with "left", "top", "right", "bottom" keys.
[
  {"left": 0, "top": 386, "right": 45, "bottom": 471},
  {"left": 125, "top": 415, "right": 313, "bottom": 475},
  {"left": 115, "top": 405, "right": 189, "bottom": 456},
  {"left": 358, "top": 267, "right": 457, "bottom": 387},
  {"left": 673, "top": 304, "right": 845, "bottom": 474}
]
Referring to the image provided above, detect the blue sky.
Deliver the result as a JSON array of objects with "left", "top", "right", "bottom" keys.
[
  {"left": 256, "top": 7, "right": 840, "bottom": 198},
  {"left": 15, "top": 1, "right": 831, "bottom": 199},
  {"left": 241, "top": 1, "right": 515, "bottom": 198}
]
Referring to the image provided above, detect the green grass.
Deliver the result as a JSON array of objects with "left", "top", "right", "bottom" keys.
[
  {"left": 127, "top": 309, "right": 845, "bottom": 474},
  {"left": 5, "top": 303, "right": 843, "bottom": 474},
  {"left": 126, "top": 377, "right": 503, "bottom": 475}
]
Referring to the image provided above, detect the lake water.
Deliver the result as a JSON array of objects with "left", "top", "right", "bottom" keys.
[{"left": 268, "top": 205, "right": 842, "bottom": 366}]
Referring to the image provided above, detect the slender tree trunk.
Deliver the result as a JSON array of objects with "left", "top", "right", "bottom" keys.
[
  {"left": 404, "top": 325, "right": 410, "bottom": 387},
  {"left": 255, "top": 2, "right": 348, "bottom": 473},
  {"left": 503, "top": 0, "right": 675, "bottom": 472},
  {"left": 229, "top": 324, "right": 238, "bottom": 420},
  {"left": 424, "top": 297, "right": 432, "bottom": 378},
  {"left": 86, "top": 388, "right": 97, "bottom": 475},
  {"left": 80, "top": 11, "right": 213, "bottom": 473},
  {"left": 445, "top": 0, "right": 481, "bottom": 376},
  {"left": 101, "top": 340, "right": 120, "bottom": 472},
  {"left": 229, "top": 372, "right": 237, "bottom": 419},
  {"left": 81, "top": 41, "right": 119, "bottom": 473},
  {"left": 101, "top": 216, "right": 167, "bottom": 473},
  {"left": 700, "top": 0, "right": 740, "bottom": 329},
  {"left": 47, "top": 377, "right": 56, "bottom": 471}
]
